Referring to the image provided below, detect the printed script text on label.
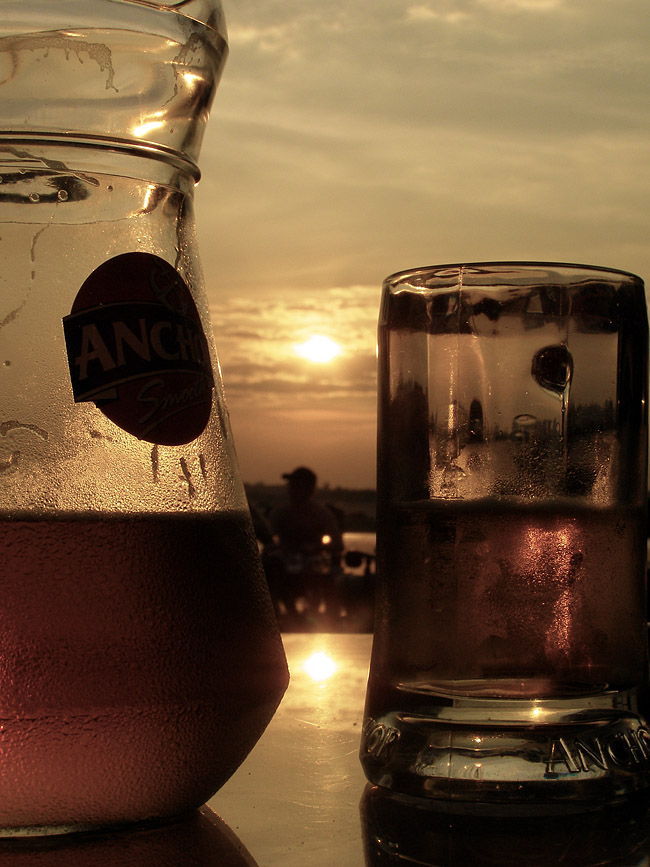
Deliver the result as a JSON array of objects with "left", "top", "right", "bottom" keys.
[{"left": 63, "top": 302, "right": 213, "bottom": 402}]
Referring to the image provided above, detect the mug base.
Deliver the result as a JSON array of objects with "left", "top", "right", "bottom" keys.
[{"left": 361, "top": 687, "right": 650, "bottom": 810}]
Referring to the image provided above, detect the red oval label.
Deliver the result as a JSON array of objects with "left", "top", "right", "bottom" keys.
[{"left": 63, "top": 253, "right": 214, "bottom": 446}]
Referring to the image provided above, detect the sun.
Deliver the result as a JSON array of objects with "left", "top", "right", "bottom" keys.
[{"left": 294, "top": 335, "right": 342, "bottom": 364}]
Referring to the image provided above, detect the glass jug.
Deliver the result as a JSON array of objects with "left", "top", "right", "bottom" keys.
[{"left": 0, "top": 0, "right": 289, "bottom": 834}]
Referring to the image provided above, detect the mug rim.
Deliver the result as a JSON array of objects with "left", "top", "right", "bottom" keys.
[{"left": 383, "top": 261, "right": 644, "bottom": 289}]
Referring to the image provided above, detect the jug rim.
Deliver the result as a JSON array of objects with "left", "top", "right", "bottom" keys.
[{"left": 116, "top": 0, "right": 227, "bottom": 37}]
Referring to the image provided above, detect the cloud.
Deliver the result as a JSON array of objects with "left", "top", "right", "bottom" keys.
[
  {"left": 198, "top": 0, "right": 649, "bottom": 307},
  {"left": 406, "top": 3, "right": 471, "bottom": 22},
  {"left": 227, "top": 24, "right": 291, "bottom": 54},
  {"left": 209, "top": 285, "right": 379, "bottom": 401},
  {"left": 214, "top": 0, "right": 647, "bottom": 131},
  {"left": 477, "top": 0, "right": 565, "bottom": 9}
]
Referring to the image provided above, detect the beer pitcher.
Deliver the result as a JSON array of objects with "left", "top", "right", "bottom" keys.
[{"left": 0, "top": 0, "right": 288, "bottom": 833}]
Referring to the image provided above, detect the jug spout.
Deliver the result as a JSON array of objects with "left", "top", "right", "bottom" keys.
[{"left": 0, "top": 0, "right": 228, "bottom": 172}]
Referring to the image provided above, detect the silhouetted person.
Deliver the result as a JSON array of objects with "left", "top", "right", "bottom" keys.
[{"left": 268, "top": 467, "right": 343, "bottom": 619}]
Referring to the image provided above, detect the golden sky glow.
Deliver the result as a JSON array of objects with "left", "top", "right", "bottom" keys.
[{"left": 196, "top": 0, "right": 650, "bottom": 488}]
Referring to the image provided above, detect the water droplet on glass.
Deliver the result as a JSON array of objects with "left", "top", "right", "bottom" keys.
[
  {"left": 532, "top": 345, "right": 573, "bottom": 396},
  {"left": 514, "top": 413, "right": 537, "bottom": 426},
  {"left": 29, "top": 193, "right": 40, "bottom": 203},
  {"left": 57, "top": 189, "right": 69, "bottom": 202}
]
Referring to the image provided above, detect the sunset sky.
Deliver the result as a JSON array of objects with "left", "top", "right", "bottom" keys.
[{"left": 194, "top": 0, "right": 650, "bottom": 489}]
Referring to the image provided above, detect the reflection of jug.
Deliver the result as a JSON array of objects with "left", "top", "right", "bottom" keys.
[
  {"left": 0, "top": 807, "right": 259, "bottom": 867},
  {"left": 0, "top": 0, "right": 288, "bottom": 833}
]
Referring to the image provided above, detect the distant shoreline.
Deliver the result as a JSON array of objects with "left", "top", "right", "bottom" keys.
[{"left": 245, "top": 482, "right": 377, "bottom": 533}]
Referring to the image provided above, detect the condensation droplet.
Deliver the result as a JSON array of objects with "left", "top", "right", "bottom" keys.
[
  {"left": 29, "top": 193, "right": 40, "bottom": 203},
  {"left": 532, "top": 345, "right": 573, "bottom": 396},
  {"left": 514, "top": 413, "right": 537, "bottom": 426},
  {"left": 57, "top": 189, "right": 69, "bottom": 202}
]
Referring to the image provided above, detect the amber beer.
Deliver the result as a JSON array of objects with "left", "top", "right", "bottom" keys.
[
  {"left": 0, "top": 512, "right": 287, "bottom": 829},
  {"left": 362, "top": 263, "right": 650, "bottom": 808}
]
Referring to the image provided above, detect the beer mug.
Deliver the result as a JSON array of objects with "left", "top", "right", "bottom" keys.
[
  {"left": 0, "top": 0, "right": 288, "bottom": 833},
  {"left": 361, "top": 262, "right": 649, "bottom": 809}
]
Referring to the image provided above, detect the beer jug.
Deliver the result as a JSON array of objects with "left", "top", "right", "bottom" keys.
[{"left": 0, "top": 0, "right": 289, "bottom": 833}]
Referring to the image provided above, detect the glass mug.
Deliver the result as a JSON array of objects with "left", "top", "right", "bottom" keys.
[
  {"left": 361, "top": 262, "right": 649, "bottom": 810},
  {"left": 0, "top": 0, "right": 288, "bottom": 834}
]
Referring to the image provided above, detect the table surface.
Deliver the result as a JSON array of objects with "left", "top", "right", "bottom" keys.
[
  {"left": 208, "top": 633, "right": 650, "bottom": 867},
  {"left": 2, "top": 633, "right": 650, "bottom": 865},
  {"left": 209, "top": 632, "right": 371, "bottom": 867}
]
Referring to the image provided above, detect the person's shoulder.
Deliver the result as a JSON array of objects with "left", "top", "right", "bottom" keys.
[
  {"left": 268, "top": 502, "right": 290, "bottom": 522},
  {"left": 308, "top": 500, "right": 339, "bottom": 521}
]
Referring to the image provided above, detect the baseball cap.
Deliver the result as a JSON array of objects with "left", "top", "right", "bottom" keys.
[{"left": 282, "top": 467, "right": 317, "bottom": 486}]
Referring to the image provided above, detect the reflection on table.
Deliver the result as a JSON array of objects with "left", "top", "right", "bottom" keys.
[
  {"left": 4, "top": 633, "right": 650, "bottom": 865},
  {"left": 0, "top": 807, "right": 256, "bottom": 866},
  {"left": 361, "top": 785, "right": 650, "bottom": 866},
  {"left": 211, "top": 633, "right": 650, "bottom": 867},
  {"left": 210, "top": 633, "right": 370, "bottom": 866}
]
